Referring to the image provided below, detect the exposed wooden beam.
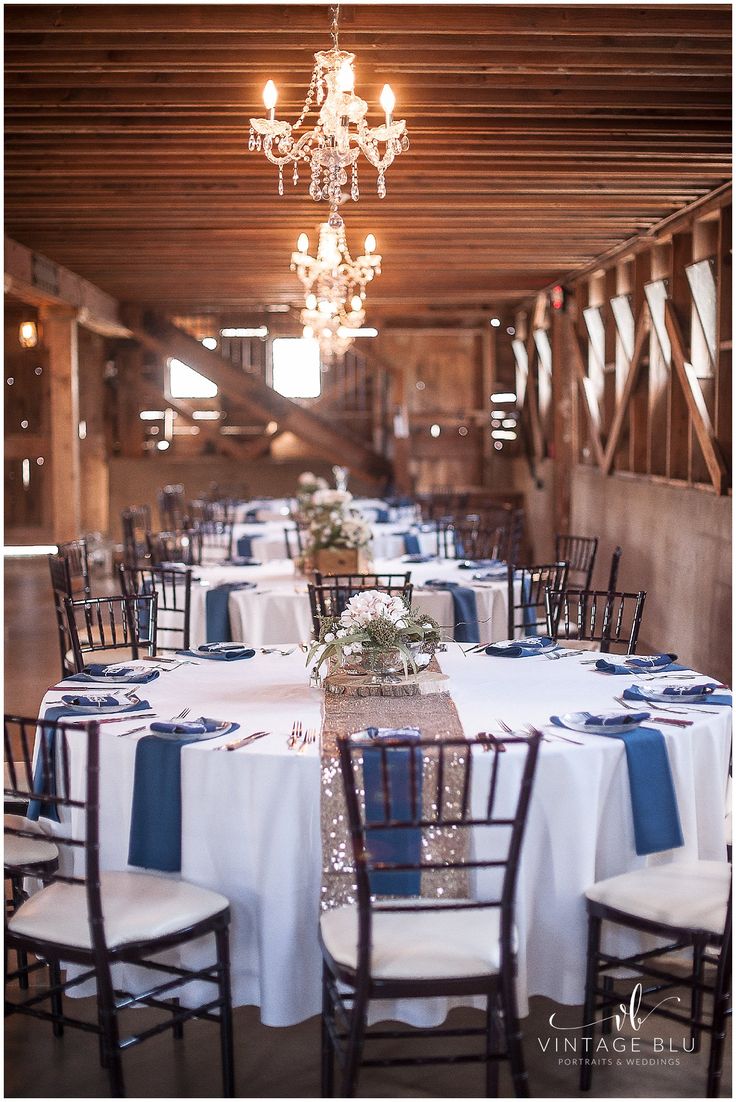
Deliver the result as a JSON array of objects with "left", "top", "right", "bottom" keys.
[
  {"left": 120, "top": 305, "right": 391, "bottom": 482},
  {"left": 601, "top": 310, "right": 651, "bottom": 474},
  {"left": 566, "top": 316, "right": 606, "bottom": 468},
  {"left": 664, "top": 299, "right": 727, "bottom": 494}
]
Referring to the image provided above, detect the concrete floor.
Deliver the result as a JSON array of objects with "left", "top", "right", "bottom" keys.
[{"left": 4, "top": 558, "right": 731, "bottom": 1098}]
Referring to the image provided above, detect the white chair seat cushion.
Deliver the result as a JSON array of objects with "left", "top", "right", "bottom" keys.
[
  {"left": 8, "top": 870, "right": 229, "bottom": 949},
  {"left": 65, "top": 646, "right": 134, "bottom": 669},
  {"left": 585, "top": 860, "right": 730, "bottom": 935},
  {"left": 4, "top": 814, "right": 59, "bottom": 868},
  {"left": 320, "top": 899, "right": 502, "bottom": 980}
]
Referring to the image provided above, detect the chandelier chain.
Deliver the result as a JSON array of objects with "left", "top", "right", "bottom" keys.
[{"left": 331, "top": 4, "right": 340, "bottom": 50}]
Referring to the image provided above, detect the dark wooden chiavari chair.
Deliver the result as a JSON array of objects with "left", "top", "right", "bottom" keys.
[
  {"left": 121, "top": 506, "right": 152, "bottom": 570},
  {"left": 64, "top": 593, "right": 158, "bottom": 673},
  {"left": 554, "top": 534, "right": 599, "bottom": 590},
  {"left": 158, "top": 484, "right": 186, "bottom": 530},
  {"left": 118, "top": 564, "right": 192, "bottom": 653},
  {"left": 308, "top": 574, "right": 413, "bottom": 636},
  {"left": 546, "top": 587, "right": 646, "bottom": 654},
  {"left": 321, "top": 730, "right": 542, "bottom": 1097},
  {"left": 57, "top": 538, "right": 92, "bottom": 599},
  {"left": 507, "top": 561, "right": 569, "bottom": 638},
  {"left": 48, "top": 554, "right": 79, "bottom": 678},
  {"left": 284, "top": 525, "right": 306, "bottom": 560},
  {"left": 580, "top": 866, "right": 731, "bottom": 1097},
  {"left": 4, "top": 714, "right": 235, "bottom": 1097},
  {"left": 606, "top": 545, "right": 623, "bottom": 594},
  {"left": 4, "top": 807, "right": 59, "bottom": 996},
  {"left": 145, "top": 529, "right": 202, "bottom": 567},
  {"left": 438, "top": 522, "right": 507, "bottom": 561},
  {"left": 196, "top": 520, "right": 234, "bottom": 563}
]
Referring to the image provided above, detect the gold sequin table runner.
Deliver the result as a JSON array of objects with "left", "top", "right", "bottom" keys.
[{"left": 320, "top": 659, "right": 470, "bottom": 910}]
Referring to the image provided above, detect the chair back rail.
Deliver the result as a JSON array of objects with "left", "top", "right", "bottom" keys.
[
  {"left": 507, "top": 561, "right": 569, "bottom": 637},
  {"left": 118, "top": 565, "right": 192, "bottom": 652},
  {"left": 56, "top": 539, "right": 91, "bottom": 599},
  {"left": 4, "top": 715, "right": 105, "bottom": 947},
  {"left": 338, "top": 732, "right": 542, "bottom": 970},
  {"left": 65, "top": 593, "right": 158, "bottom": 672},
  {"left": 308, "top": 575, "right": 413, "bottom": 636},
  {"left": 546, "top": 587, "right": 647, "bottom": 654},
  {"left": 555, "top": 534, "right": 599, "bottom": 590}
]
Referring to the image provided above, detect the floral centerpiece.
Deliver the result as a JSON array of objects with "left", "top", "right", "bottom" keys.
[
  {"left": 294, "top": 471, "right": 329, "bottom": 522},
  {"left": 299, "top": 489, "right": 373, "bottom": 573},
  {"left": 307, "top": 589, "right": 441, "bottom": 678}
]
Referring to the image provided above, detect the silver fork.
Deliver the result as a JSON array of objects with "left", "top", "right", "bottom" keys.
[
  {"left": 298, "top": 728, "right": 317, "bottom": 753},
  {"left": 522, "top": 721, "right": 583, "bottom": 746},
  {"left": 118, "top": 705, "right": 190, "bottom": 738},
  {"left": 620, "top": 692, "right": 717, "bottom": 716},
  {"left": 170, "top": 707, "right": 190, "bottom": 721},
  {"left": 288, "top": 719, "right": 302, "bottom": 750},
  {"left": 496, "top": 716, "right": 554, "bottom": 744}
]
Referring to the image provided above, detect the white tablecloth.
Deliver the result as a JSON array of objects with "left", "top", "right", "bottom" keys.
[
  {"left": 43, "top": 648, "right": 731, "bottom": 1027},
  {"left": 230, "top": 521, "right": 434, "bottom": 563},
  {"left": 183, "top": 557, "right": 510, "bottom": 648}
]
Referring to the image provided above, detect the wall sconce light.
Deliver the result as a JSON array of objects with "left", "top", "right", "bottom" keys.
[{"left": 19, "top": 321, "right": 38, "bottom": 349}]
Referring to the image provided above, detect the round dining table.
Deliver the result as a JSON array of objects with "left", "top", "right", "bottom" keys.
[
  {"left": 183, "top": 556, "right": 512, "bottom": 649},
  {"left": 40, "top": 645, "right": 731, "bottom": 1029}
]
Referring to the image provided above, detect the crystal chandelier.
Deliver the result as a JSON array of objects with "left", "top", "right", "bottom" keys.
[
  {"left": 291, "top": 223, "right": 381, "bottom": 362},
  {"left": 248, "top": 5, "right": 408, "bottom": 229}
]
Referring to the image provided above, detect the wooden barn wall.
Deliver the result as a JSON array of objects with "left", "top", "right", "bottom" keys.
[
  {"left": 373, "top": 329, "right": 485, "bottom": 493},
  {"left": 571, "top": 468, "right": 731, "bottom": 685},
  {"left": 506, "top": 194, "right": 732, "bottom": 685}
]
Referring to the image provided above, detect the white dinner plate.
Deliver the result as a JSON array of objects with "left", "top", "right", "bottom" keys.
[
  {"left": 492, "top": 637, "right": 557, "bottom": 652},
  {"left": 558, "top": 710, "right": 650, "bottom": 735},
  {"left": 636, "top": 684, "right": 715, "bottom": 704}
]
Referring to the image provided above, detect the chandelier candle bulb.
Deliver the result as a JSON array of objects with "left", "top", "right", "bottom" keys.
[
  {"left": 297, "top": 233, "right": 309, "bottom": 254},
  {"left": 249, "top": 7, "right": 408, "bottom": 223},
  {"left": 380, "top": 84, "right": 396, "bottom": 126},
  {"left": 262, "top": 80, "right": 278, "bottom": 121}
]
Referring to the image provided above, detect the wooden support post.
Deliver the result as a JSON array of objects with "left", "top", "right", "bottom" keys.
[
  {"left": 551, "top": 308, "right": 573, "bottom": 533},
  {"left": 114, "top": 341, "right": 147, "bottom": 458},
  {"left": 40, "top": 305, "right": 81, "bottom": 542},
  {"left": 668, "top": 231, "right": 693, "bottom": 482},
  {"left": 664, "top": 300, "right": 727, "bottom": 494},
  {"left": 566, "top": 315, "right": 605, "bottom": 469},
  {"left": 602, "top": 310, "right": 650, "bottom": 474},
  {"left": 389, "top": 366, "right": 412, "bottom": 494},
  {"left": 480, "top": 327, "right": 495, "bottom": 486}
]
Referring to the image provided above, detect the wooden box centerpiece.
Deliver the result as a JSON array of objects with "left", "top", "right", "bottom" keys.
[{"left": 314, "top": 547, "right": 371, "bottom": 574}]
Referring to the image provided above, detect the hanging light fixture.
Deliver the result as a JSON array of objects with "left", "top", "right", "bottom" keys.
[
  {"left": 18, "top": 320, "right": 38, "bottom": 349},
  {"left": 249, "top": 4, "right": 408, "bottom": 229},
  {"left": 291, "top": 224, "right": 381, "bottom": 363}
]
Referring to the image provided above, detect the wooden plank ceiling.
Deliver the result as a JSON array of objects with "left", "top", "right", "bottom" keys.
[{"left": 4, "top": 4, "right": 732, "bottom": 322}]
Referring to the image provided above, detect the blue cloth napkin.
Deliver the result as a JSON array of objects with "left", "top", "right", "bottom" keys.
[
  {"left": 244, "top": 510, "right": 265, "bottom": 523},
  {"left": 472, "top": 569, "right": 508, "bottom": 581},
  {"left": 27, "top": 700, "right": 151, "bottom": 822},
  {"left": 402, "top": 553, "right": 434, "bottom": 564},
  {"left": 205, "top": 582, "right": 256, "bottom": 642},
  {"left": 551, "top": 716, "right": 684, "bottom": 855},
  {"left": 595, "top": 653, "right": 683, "bottom": 675},
  {"left": 128, "top": 718, "right": 239, "bottom": 872},
  {"left": 65, "top": 664, "right": 160, "bottom": 685},
  {"left": 374, "top": 508, "right": 390, "bottom": 524},
  {"left": 485, "top": 636, "right": 555, "bottom": 658},
  {"left": 424, "top": 580, "right": 480, "bottom": 643},
  {"left": 400, "top": 532, "right": 421, "bottom": 556},
  {"left": 358, "top": 727, "right": 422, "bottom": 896},
  {"left": 229, "top": 556, "right": 261, "bottom": 567},
  {"left": 624, "top": 684, "right": 732, "bottom": 707},
  {"left": 236, "top": 535, "right": 254, "bottom": 557},
  {"left": 178, "top": 643, "right": 256, "bottom": 661}
]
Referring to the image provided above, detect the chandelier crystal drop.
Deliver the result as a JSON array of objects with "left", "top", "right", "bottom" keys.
[
  {"left": 249, "top": 5, "right": 408, "bottom": 228},
  {"left": 292, "top": 223, "right": 382, "bottom": 363}
]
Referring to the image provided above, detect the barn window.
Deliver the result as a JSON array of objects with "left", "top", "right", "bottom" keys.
[
  {"left": 271, "top": 338, "right": 321, "bottom": 398},
  {"left": 168, "top": 358, "right": 218, "bottom": 399}
]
